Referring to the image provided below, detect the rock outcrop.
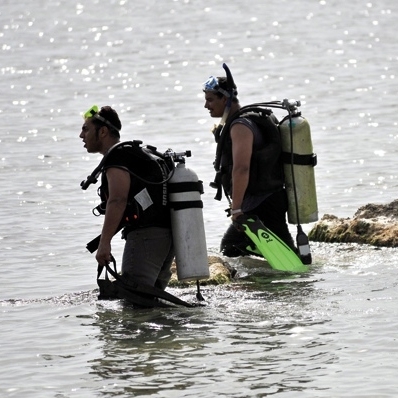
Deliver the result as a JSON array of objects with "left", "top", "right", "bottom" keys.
[
  {"left": 309, "top": 199, "right": 398, "bottom": 247},
  {"left": 168, "top": 255, "right": 236, "bottom": 287}
]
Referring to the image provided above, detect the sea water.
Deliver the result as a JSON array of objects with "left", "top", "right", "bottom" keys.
[{"left": 1, "top": 0, "right": 398, "bottom": 396}]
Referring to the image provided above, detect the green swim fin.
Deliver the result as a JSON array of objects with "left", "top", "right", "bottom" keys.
[{"left": 234, "top": 215, "right": 309, "bottom": 273}]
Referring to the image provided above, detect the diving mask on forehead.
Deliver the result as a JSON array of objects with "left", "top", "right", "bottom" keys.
[
  {"left": 202, "top": 76, "right": 231, "bottom": 98},
  {"left": 83, "top": 105, "right": 120, "bottom": 133}
]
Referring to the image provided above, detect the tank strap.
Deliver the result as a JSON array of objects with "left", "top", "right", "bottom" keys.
[
  {"left": 168, "top": 180, "right": 204, "bottom": 210},
  {"left": 168, "top": 180, "right": 204, "bottom": 194},
  {"left": 169, "top": 200, "right": 203, "bottom": 211},
  {"left": 281, "top": 152, "right": 317, "bottom": 167}
]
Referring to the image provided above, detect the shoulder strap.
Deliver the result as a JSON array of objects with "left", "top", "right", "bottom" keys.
[
  {"left": 80, "top": 141, "right": 143, "bottom": 190},
  {"left": 214, "top": 105, "right": 274, "bottom": 169}
]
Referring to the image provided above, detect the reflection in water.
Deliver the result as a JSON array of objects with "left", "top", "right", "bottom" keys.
[{"left": 87, "top": 265, "right": 338, "bottom": 397}]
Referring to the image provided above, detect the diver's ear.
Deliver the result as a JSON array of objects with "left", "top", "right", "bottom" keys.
[{"left": 98, "top": 125, "right": 109, "bottom": 137}]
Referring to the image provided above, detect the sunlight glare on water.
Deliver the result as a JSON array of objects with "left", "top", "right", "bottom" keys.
[{"left": 1, "top": 0, "right": 398, "bottom": 397}]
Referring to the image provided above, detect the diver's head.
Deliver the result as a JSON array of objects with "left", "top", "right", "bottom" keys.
[
  {"left": 203, "top": 76, "right": 239, "bottom": 118},
  {"left": 80, "top": 105, "right": 122, "bottom": 154}
]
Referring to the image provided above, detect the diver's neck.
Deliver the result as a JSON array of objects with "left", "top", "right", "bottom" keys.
[
  {"left": 229, "top": 102, "right": 241, "bottom": 114},
  {"left": 100, "top": 138, "right": 120, "bottom": 155}
]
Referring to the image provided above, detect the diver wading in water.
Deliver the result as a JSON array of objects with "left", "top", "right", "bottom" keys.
[
  {"left": 203, "top": 64, "right": 318, "bottom": 270},
  {"left": 79, "top": 105, "right": 205, "bottom": 307},
  {"left": 80, "top": 106, "right": 209, "bottom": 307}
]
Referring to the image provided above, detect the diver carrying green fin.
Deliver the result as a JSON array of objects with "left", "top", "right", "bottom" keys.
[
  {"left": 234, "top": 214, "right": 309, "bottom": 273},
  {"left": 204, "top": 64, "right": 317, "bottom": 265}
]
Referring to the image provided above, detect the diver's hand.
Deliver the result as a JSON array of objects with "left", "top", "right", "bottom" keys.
[
  {"left": 232, "top": 213, "right": 246, "bottom": 231},
  {"left": 231, "top": 211, "right": 243, "bottom": 222},
  {"left": 96, "top": 241, "right": 112, "bottom": 267}
]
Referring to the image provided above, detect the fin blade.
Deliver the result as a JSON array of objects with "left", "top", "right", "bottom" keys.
[{"left": 237, "top": 215, "right": 309, "bottom": 273}]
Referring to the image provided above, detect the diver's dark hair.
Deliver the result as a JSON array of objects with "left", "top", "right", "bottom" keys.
[
  {"left": 214, "top": 77, "right": 239, "bottom": 103},
  {"left": 93, "top": 106, "right": 122, "bottom": 138}
]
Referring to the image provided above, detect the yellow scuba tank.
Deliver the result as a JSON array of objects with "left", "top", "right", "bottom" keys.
[{"left": 279, "top": 101, "right": 318, "bottom": 225}]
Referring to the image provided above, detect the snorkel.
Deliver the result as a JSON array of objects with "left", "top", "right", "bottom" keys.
[
  {"left": 203, "top": 63, "right": 237, "bottom": 143},
  {"left": 205, "top": 63, "right": 237, "bottom": 199}
]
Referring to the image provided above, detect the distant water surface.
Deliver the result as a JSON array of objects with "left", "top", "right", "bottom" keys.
[{"left": 1, "top": 0, "right": 398, "bottom": 397}]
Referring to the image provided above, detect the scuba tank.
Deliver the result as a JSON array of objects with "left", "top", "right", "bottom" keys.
[
  {"left": 166, "top": 150, "right": 210, "bottom": 282},
  {"left": 279, "top": 100, "right": 318, "bottom": 264},
  {"left": 279, "top": 100, "right": 318, "bottom": 225}
]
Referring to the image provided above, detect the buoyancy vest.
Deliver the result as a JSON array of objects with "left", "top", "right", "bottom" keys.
[
  {"left": 94, "top": 141, "right": 172, "bottom": 230},
  {"left": 214, "top": 107, "right": 285, "bottom": 200}
]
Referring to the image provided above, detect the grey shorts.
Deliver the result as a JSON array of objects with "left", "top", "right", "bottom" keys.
[{"left": 121, "top": 227, "right": 174, "bottom": 290}]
